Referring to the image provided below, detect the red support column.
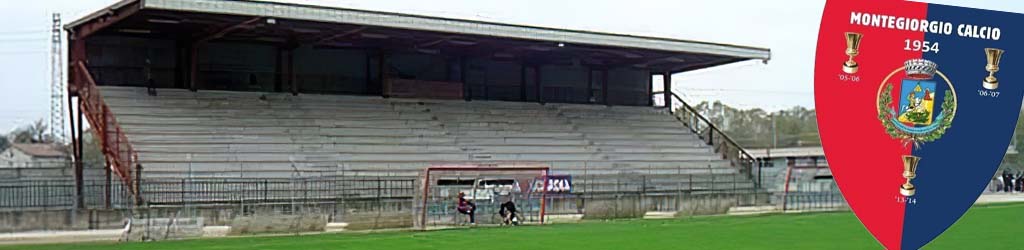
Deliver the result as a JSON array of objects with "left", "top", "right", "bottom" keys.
[
  {"left": 287, "top": 49, "right": 297, "bottom": 95},
  {"left": 66, "top": 92, "right": 80, "bottom": 208},
  {"left": 540, "top": 169, "right": 550, "bottom": 224},
  {"left": 274, "top": 47, "right": 284, "bottom": 92},
  {"left": 520, "top": 64, "right": 527, "bottom": 101},
  {"left": 189, "top": 46, "right": 199, "bottom": 91},
  {"left": 587, "top": 68, "right": 593, "bottom": 103},
  {"left": 534, "top": 65, "right": 542, "bottom": 104},
  {"left": 602, "top": 69, "right": 609, "bottom": 105},
  {"left": 420, "top": 169, "right": 431, "bottom": 229},
  {"left": 663, "top": 72, "right": 672, "bottom": 111},
  {"left": 782, "top": 163, "right": 794, "bottom": 211},
  {"left": 460, "top": 57, "right": 469, "bottom": 101},
  {"left": 376, "top": 50, "right": 385, "bottom": 96},
  {"left": 75, "top": 97, "right": 85, "bottom": 209}
]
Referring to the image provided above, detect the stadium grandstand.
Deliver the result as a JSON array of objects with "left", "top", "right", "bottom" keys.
[{"left": 10, "top": 0, "right": 772, "bottom": 235}]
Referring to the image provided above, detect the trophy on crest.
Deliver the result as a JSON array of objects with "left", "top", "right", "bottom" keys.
[
  {"left": 983, "top": 48, "right": 1004, "bottom": 90},
  {"left": 901, "top": 155, "right": 920, "bottom": 196},
  {"left": 843, "top": 32, "right": 863, "bottom": 74}
]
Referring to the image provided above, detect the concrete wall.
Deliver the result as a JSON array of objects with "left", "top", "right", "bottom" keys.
[
  {"left": 229, "top": 214, "right": 326, "bottom": 235},
  {"left": 0, "top": 209, "right": 126, "bottom": 233},
  {"left": 0, "top": 191, "right": 769, "bottom": 233},
  {"left": 581, "top": 192, "right": 770, "bottom": 219},
  {"left": 125, "top": 217, "right": 204, "bottom": 241},
  {"left": 581, "top": 195, "right": 646, "bottom": 219}
]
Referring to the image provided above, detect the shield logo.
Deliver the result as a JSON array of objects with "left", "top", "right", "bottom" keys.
[{"left": 816, "top": 1, "right": 1024, "bottom": 249}]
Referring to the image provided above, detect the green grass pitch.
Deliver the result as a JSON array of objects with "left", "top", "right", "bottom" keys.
[{"left": 7, "top": 203, "right": 1024, "bottom": 250}]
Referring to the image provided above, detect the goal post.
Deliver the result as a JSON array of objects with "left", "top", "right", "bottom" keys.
[{"left": 417, "top": 164, "right": 551, "bottom": 229}]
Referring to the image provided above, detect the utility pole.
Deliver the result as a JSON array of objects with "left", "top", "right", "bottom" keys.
[
  {"left": 771, "top": 113, "right": 778, "bottom": 148},
  {"left": 50, "top": 13, "right": 66, "bottom": 143}
]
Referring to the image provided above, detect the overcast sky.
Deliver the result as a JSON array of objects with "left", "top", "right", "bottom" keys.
[{"left": 0, "top": 0, "right": 1022, "bottom": 133}]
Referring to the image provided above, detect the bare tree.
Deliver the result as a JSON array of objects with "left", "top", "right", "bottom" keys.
[
  {"left": 10, "top": 119, "right": 54, "bottom": 144},
  {"left": 0, "top": 135, "right": 8, "bottom": 152}
]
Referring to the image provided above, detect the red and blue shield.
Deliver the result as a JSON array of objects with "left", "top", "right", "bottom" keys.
[{"left": 815, "top": 1, "right": 1024, "bottom": 249}]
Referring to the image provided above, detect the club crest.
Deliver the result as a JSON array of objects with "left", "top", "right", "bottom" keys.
[
  {"left": 877, "top": 59, "right": 957, "bottom": 145},
  {"left": 816, "top": 1, "right": 1024, "bottom": 249}
]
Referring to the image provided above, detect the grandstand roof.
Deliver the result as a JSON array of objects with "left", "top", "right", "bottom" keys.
[{"left": 66, "top": 0, "right": 770, "bottom": 73}]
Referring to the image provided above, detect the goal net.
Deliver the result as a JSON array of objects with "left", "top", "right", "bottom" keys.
[{"left": 417, "top": 164, "right": 550, "bottom": 229}]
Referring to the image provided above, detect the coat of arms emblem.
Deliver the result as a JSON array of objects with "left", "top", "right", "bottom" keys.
[{"left": 877, "top": 59, "right": 957, "bottom": 196}]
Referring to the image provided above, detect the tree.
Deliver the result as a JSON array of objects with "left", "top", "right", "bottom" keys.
[
  {"left": 0, "top": 135, "right": 8, "bottom": 152},
  {"left": 10, "top": 119, "right": 54, "bottom": 144},
  {"left": 82, "top": 130, "right": 105, "bottom": 168},
  {"left": 686, "top": 101, "right": 820, "bottom": 148},
  {"left": 1001, "top": 111, "right": 1024, "bottom": 171}
]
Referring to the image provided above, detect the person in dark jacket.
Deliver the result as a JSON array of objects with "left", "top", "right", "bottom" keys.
[
  {"left": 456, "top": 192, "right": 476, "bottom": 224},
  {"left": 499, "top": 197, "right": 519, "bottom": 225},
  {"left": 1003, "top": 171, "right": 1014, "bottom": 192}
]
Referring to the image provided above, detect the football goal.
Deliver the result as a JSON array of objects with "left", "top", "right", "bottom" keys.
[{"left": 417, "top": 164, "right": 551, "bottom": 229}]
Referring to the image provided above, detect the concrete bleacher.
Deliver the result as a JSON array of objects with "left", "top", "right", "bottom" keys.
[{"left": 99, "top": 86, "right": 752, "bottom": 191}]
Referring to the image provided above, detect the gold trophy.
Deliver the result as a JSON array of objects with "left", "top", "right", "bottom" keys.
[
  {"left": 843, "top": 32, "right": 863, "bottom": 74},
  {"left": 900, "top": 155, "right": 920, "bottom": 197},
  {"left": 983, "top": 48, "right": 1004, "bottom": 90}
]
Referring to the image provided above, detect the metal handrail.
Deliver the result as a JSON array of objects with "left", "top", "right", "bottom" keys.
[
  {"left": 73, "top": 61, "right": 141, "bottom": 200},
  {"left": 651, "top": 91, "right": 759, "bottom": 186}
]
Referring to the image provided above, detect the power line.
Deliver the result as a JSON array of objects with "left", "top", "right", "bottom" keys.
[
  {"left": 0, "top": 30, "right": 48, "bottom": 35},
  {"left": 0, "top": 38, "right": 46, "bottom": 43},
  {"left": 0, "top": 50, "right": 47, "bottom": 54},
  {"left": 677, "top": 87, "right": 813, "bottom": 96}
]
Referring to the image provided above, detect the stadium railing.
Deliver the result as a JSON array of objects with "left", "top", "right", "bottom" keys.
[
  {"left": 73, "top": 61, "right": 141, "bottom": 203},
  {"left": 651, "top": 91, "right": 762, "bottom": 190}
]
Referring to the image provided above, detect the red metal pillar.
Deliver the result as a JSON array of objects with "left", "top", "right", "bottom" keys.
[
  {"left": 420, "top": 169, "right": 431, "bottom": 229},
  {"left": 534, "top": 65, "right": 542, "bottom": 104},
  {"left": 274, "top": 47, "right": 284, "bottom": 92},
  {"left": 602, "top": 69, "right": 609, "bottom": 105},
  {"left": 287, "top": 49, "right": 297, "bottom": 95},
  {"left": 782, "top": 163, "right": 794, "bottom": 211},
  {"left": 66, "top": 91, "right": 80, "bottom": 207},
  {"left": 663, "top": 72, "right": 672, "bottom": 111},
  {"left": 539, "top": 168, "right": 549, "bottom": 224},
  {"left": 648, "top": 73, "right": 656, "bottom": 106},
  {"left": 135, "top": 163, "right": 143, "bottom": 206},
  {"left": 189, "top": 46, "right": 199, "bottom": 91},
  {"left": 75, "top": 97, "right": 85, "bottom": 209},
  {"left": 517, "top": 64, "right": 525, "bottom": 101},
  {"left": 461, "top": 57, "right": 469, "bottom": 101},
  {"left": 376, "top": 50, "right": 385, "bottom": 96},
  {"left": 586, "top": 68, "right": 593, "bottom": 103}
]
